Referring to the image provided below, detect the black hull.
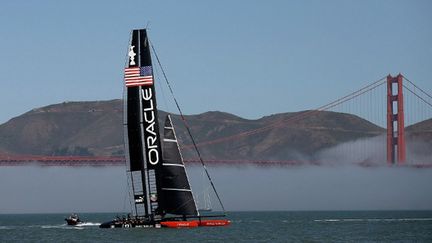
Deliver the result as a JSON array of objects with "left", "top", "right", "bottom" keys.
[{"left": 99, "top": 219, "right": 160, "bottom": 228}]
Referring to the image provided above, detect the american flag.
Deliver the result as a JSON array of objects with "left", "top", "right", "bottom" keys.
[{"left": 124, "top": 66, "right": 153, "bottom": 87}]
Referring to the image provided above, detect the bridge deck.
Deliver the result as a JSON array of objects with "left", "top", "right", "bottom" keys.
[{"left": 0, "top": 155, "right": 430, "bottom": 168}]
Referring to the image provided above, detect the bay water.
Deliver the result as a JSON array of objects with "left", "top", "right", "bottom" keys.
[{"left": 1, "top": 211, "right": 432, "bottom": 242}]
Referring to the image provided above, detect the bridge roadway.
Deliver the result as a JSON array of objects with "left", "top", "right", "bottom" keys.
[
  {"left": 0, "top": 155, "right": 431, "bottom": 168},
  {"left": 0, "top": 155, "right": 306, "bottom": 167}
]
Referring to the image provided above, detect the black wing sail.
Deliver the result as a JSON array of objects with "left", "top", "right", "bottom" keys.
[
  {"left": 124, "top": 29, "right": 148, "bottom": 217},
  {"left": 161, "top": 115, "right": 199, "bottom": 216},
  {"left": 124, "top": 29, "right": 164, "bottom": 219}
]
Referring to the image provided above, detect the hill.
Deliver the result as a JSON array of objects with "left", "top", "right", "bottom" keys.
[
  {"left": 406, "top": 118, "right": 432, "bottom": 159},
  {"left": 0, "top": 100, "right": 399, "bottom": 160},
  {"left": 406, "top": 118, "right": 432, "bottom": 143}
]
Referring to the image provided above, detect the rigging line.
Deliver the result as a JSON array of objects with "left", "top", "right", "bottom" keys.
[
  {"left": 150, "top": 42, "right": 226, "bottom": 213},
  {"left": 123, "top": 173, "right": 132, "bottom": 213},
  {"left": 125, "top": 172, "right": 134, "bottom": 215},
  {"left": 181, "top": 78, "right": 387, "bottom": 149},
  {"left": 153, "top": 58, "right": 170, "bottom": 113},
  {"left": 403, "top": 76, "right": 432, "bottom": 101},
  {"left": 403, "top": 84, "right": 432, "bottom": 109}
]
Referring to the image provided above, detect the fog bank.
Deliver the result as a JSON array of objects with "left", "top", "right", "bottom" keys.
[{"left": 1, "top": 165, "right": 431, "bottom": 214}]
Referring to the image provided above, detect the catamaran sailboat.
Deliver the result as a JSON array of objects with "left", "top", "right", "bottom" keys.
[{"left": 100, "top": 29, "right": 229, "bottom": 228}]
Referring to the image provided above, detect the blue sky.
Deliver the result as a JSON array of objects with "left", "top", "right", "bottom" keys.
[{"left": 0, "top": 0, "right": 431, "bottom": 123}]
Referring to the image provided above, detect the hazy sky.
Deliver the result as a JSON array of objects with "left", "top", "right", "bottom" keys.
[{"left": 0, "top": 0, "right": 431, "bottom": 123}]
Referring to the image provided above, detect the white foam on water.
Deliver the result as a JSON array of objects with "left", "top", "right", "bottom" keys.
[
  {"left": 314, "top": 219, "right": 341, "bottom": 222},
  {"left": 76, "top": 222, "right": 100, "bottom": 227},
  {"left": 250, "top": 220, "right": 263, "bottom": 223},
  {"left": 326, "top": 219, "right": 341, "bottom": 222},
  {"left": 367, "top": 218, "right": 432, "bottom": 222},
  {"left": 342, "top": 219, "right": 364, "bottom": 222},
  {"left": 41, "top": 224, "right": 84, "bottom": 230}
]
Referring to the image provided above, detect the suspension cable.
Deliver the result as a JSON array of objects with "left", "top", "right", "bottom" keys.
[
  {"left": 403, "top": 84, "right": 432, "bottom": 109},
  {"left": 180, "top": 76, "right": 387, "bottom": 149},
  {"left": 150, "top": 43, "right": 226, "bottom": 213},
  {"left": 403, "top": 76, "right": 432, "bottom": 101}
]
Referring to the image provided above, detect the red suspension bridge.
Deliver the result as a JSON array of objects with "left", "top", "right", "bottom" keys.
[{"left": 1, "top": 74, "right": 431, "bottom": 167}]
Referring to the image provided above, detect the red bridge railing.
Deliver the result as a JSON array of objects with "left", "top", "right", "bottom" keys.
[
  {"left": 0, "top": 155, "right": 311, "bottom": 167},
  {"left": 0, "top": 155, "right": 430, "bottom": 168}
]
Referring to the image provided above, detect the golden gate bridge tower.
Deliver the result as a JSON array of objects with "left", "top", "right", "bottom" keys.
[{"left": 387, "top": 74, "right": 406, "bottom": 165}]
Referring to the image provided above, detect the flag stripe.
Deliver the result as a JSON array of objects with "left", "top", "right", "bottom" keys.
[
  {"left": 126, "top": 82, "right": 153, "bottom": 85},
  {"left": 125, "top": 79, "right": 153, "bottom": 82},
  {"left": 125, "top": 72, "right": 140, "bottom": 75},
  {"left": 125, "top": 76, "right": 153, "bottom": 80},
  {"left": 125, "top": 80, "right": 153, "bottom": 84},
  {"left": 126, "top": 81, "right": 153, "bottom": 85}
]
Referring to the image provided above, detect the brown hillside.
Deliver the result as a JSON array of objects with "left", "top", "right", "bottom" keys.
[{"left": 0, "top": 100, "right": 401, "bottom": 160}]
